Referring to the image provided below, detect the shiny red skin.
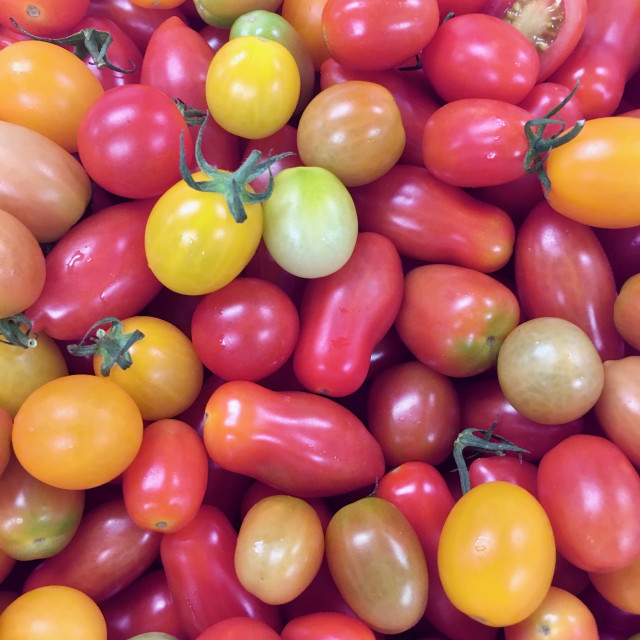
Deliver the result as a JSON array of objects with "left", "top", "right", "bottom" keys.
[{"left": 468, "top": 455, "right": 539, "bottom": 498}]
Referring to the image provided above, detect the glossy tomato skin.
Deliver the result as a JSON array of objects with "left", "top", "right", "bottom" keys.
[
  {"left": 100, "top": 569, "right": 187, "bottom": 640},
  {"left": 468, "top": 455, "right": 538, "bottom": 497},
  {"left": 376, "top": 462, "right": 498, "bottom": 640},
  {"left": 349, "top": 163, "right": 516, "bottom": 273},
  {"left": 518, "top": 81, "right": 585, "bottom": 137},
  {"left": 421, "top": 13, "right": 539, "bottom": 103},
  {"left": 325, "top": 496, "right": 429, "bottom": 634},
  {"left": 203, "top": 381, "right": 385, "bottom": 497},
  {"left": 0, "top": 120, "right": 91, "bottom": 243},
  {"left": 321, "top": 0, "right": 439, "bottom": 70},
  {"left": 293, "top": 232, "right": 404, "bottom": 397},
  {"left": 160, "top": 504, "right": 282, "bottom": 640},
  {"left": 25, "top": 199, "right": 163, "bottom": 340},
  {"left": 395, "top": 263, "right": 520, "bottom": 378},
  {"left": 538, "top": 434, "right": 640, "bottom": 573},
  {"left": 281, "top": 611, "right": 376, "bottom": 640},
  {"left": 0, "top": 0, "right": 90, "bottom": 37},
  {"left": 423, "top": 98, "right": 533, "bottom": 188},
  {"left": 614, "top": 274, "right": 640, "bottom": 350},
  {"left": 515, "top": 200, "right": 624, "bottom": 361},
  {"left": 196, "top": 616, "right": 282, "bottom": 640},
  {"left": 23, "top": 499, "right": 162, "bottom": 603}
]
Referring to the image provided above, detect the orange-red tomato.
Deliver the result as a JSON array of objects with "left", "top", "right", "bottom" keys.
[
  {"left": 589, "top": 552, "right": 640, "bottom": 615},
  {"left": 614, "top": 272, "right": 640, "bottom": 350}
]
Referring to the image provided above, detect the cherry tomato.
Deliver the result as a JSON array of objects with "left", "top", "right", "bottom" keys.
[
  {"left": 438, "top": 481, "right": 556, "bottom": 627},
  {"left": 496, "top": 317, "right": 604, "bottom": 424},
  {"left": 130, "top": 0, "right": 186, "bottom": 7},
  {"left": 0, "top": 0, "right": 90, "bottom": 37},
  {"left": 281, "top": 0, "right": 330, "bottom": 70},
  {"left": 281, "top": 611, "right": 376, "bottom": 640},
  {"left": 614, "top": 273, "right": 640, "bottom": 350},
  {"left": 195, "top": 617, "right": 281, "bottom": 640},
  {"left": 0, "top": 585, "right": 107, "bottom": 640},
  {"left": 468, "top": 455, "right": 538, "bottom": 497},
  {"left": 12, "top": 374, "right": 143, "bottom": 490},
  {"left": 589, "top": 552, "right": 640, "bottom": 616},
  {"left": 193, "top": 0, "right": 283, "bottom": 28},
  {"left": 537, "top": 434, "right": 640, "bottom": 573},
  {"left": 0, "top": 408, "right": 11, "bottom": 475}
]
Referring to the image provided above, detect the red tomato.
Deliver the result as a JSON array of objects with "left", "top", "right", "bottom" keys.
[
  {"left": 321, "top": 0, "right": 439, "bottom": 70},
  {"left": 421, "top": 13, "right": 539, "bottom": 104},
  {"left": 202, "top": 380, "right": 385, "bottom": 497},
  {"left": 0, "top": 0, "right": 90, "bottom": 37},
  {"left": 468, "top": 455, "right": 538, "bottom": 497},
  {"left": 537, "top": 434, "right": 640, "bottom": 573},
  {"left": 123, "top": 419, "right": 209, "bottom": 533},
  {"left": 281, "top": 611, "right": 376, "bottom": 640},
  {"left": 190, "top": 277, "right": 300, "bottom": 382},
  {"left": 518, "top": 81, "right": 585, "bottom": 137},
  {"left": 395, "top": 263, "right": 520, "bottom": 378},
  {"left": 293, "top": 232, "right": 404, "bottom": 397},
  {"left": 195, "top": 617, "right": 281, "bottom": 640}
]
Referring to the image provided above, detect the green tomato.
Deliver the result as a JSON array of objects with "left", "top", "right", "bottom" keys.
[{"left": 262, "top": 166, "right": 359, "bottom": 279}]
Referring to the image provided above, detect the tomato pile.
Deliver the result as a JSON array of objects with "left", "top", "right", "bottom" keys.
[{"left": 2, "top": 0, "right": 640, "bottom": 638}]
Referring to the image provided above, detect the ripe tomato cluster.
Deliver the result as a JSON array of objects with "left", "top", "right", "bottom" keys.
[{"left": 1, "top": 0, "right": 640, "bottom": 639}]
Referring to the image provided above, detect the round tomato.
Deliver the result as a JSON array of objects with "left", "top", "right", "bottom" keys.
[
  {"left": 130, "top": 0, "right": 186, "bottom": 7},
  {"left": 0, "top": 585, "right": 107, "bottom": 640},
  {"left": 12, "top": 374, "right": 143, "bottom": 490},
  {"left": 0, "top": 0, "right": 90, "bottom": 36},
  {"left": 614, "top": 273, "right": 640, "bottom": 350},
  {"left": 0, "top": 408, "right": 10, "bottom": 476},
  {"left": 281, "top": 0, "right": 330, "bottom": 70},
  {"left": 281, "top": 611, "right": 376, "bottom": 640},
  {"left": 438, "top": 481, "right": 556, "bottom": 627},
  {"left": 589, "top": 552, "right": 640, "bottom": 615},
  {"left": 195, "top": 617, "right": 281, "bottom": 640},
  {"left": 0, "top": 40, "right": 104, "bottom": 152},
  {"left": 193, "top": 0, "right": 283, "bottom": 28},
  {"left": 206, "top": 35, "right": 300, "bottom": 139}
]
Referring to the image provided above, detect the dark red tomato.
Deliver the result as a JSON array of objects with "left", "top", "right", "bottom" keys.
[
  {"left": 518, "top": 81, "right": 585, "bottom": 137},
  {"left": 537, "top": 434, "right": 640, "bottom": 573},
  {"left": 580, "top": 583, "right": 640, "bottom": 637},
  {"left": 140, "top": 15, "right": 213, "bottom": 111},
  {"left": 367, "top": 360, "right": 461, "bottom": 467},
  {"left": 549, "top": 0, "right": 640, "bottom": 118},
  {"left": 551, "top": 552, "right": 589, "bottom": 596},
  {"left": 85, "top": 0, "right": 187, "bottom": 52},
  {"left": 468, "top": 455, "right": 538, "bottom": 497},
  {"left": 160, "top": 504, "right": 282, "bottom": 640},
  {"left": 484, "top": 0, "right": 587, "bottom": 82},
  {"left": 281, "top": 611, "right": 377, "bottom": 640},
  {"left": 22, "top": 498, "right": 162, "bottom": 603},
  {"left": 514, "top": 200, "right": 624, "bottom": 361},
  {"left": 321, "top": 0, "right": 440, "bottom": 71},
  {"left": 395, "top": 263, "right": 520, "bottom": 378},
  {"left": 25, "top": 199, "right": 163, "bottom": 341},
  {"left": 77, "top": 83, "right": 194, "bottom": 199},
  {"left": 196, "top": 617, "right": 282, "bottom": 640},
  {"left": 421, "top": 13, "right": 539, "bottom": 104},
  {"left": 422, "top": 98, "right": 534, "bottom": 187},
  {"left": 123, "top": 419, "right": 209, "bottom": 534},
  {"left": 436, "top": 0, "right": 486, "bottom": 20},
  {"left": 1, "top": 0, "right": 89, "bottom": 36},
  {"left": 349, "top": 163, "right": 516, "bottom": 273},
  {"left": 457, "top": 375, "right": 584, "bottom": 462},
  {"left": 203, "top": 380, "right": 385, "bottom": 498},
  {"left": 293, "top": 232, "right": 404, "bottom": 398},
  {"left": 376, "top": 462, "right": 498, "bottom": 640},
  {"left": 100, "top": 569, "right": 188, "bottom": 640},
  {"left": 199, "top": 23, "right": 230, "bottom": 53},
  {"left": 189, "top": 110, "right": 241, "bottom": 174},
  {"left": 595, "top": 225, "right": 640, "bottom": 289},
  {"left": 0, "top": 24, "right": 29, "bottom": 49},
  {"left": 320, "top": 57, "right": 441, "bottom": 166},
  {"left": 191, "top": 277, "right": 300, "bottom": 382},
  {"left": 67, "top": 16, "right": 143, "bottom": 89}
]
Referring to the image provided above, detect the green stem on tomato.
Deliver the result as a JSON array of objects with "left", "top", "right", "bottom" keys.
[{"left": 0, "top": 314, "right": 37, "bottom": 349}]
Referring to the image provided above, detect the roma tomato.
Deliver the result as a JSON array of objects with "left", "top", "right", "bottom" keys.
[
  {"left": 421, "top": 13, "right": 539, "bottom": 104},
  {"left": 297, "top": 80, "right": 405, "bottom": 187},
  {"left": 321, "top": 0, "right": 439, "bottom": 70},
  {"left": 349, "top": 163, "right": 516, "bottom": 273},
  {"left": 293, "top": 232, "right": 404, "bottom": 397},
  {"left": 537, "top": 434, "right": 640, "bottom": 573},
  {"left": 202, "top": 380, "right": 385, "bottom": 497},
  {"left": 235, "top": 495, "right": 325, "bottom": 605},
  {"left": 438, "top": 481, "right": 556, "bottom": 627},
  {"left": 12, "top": 374, "right": 143, "bottom": 490},
  {"left": 0, "top": 585, "right": 107, "bottom": 640},
  {"left": 123, "top": 419, "right": 209, "bottom": 533},
  {"left": 395, "top": 263, "right": 520, "bottom": 378},
  {"left": 325, "top": 496, "right": 429, "bottom": 634},
  {"left": 25, "top": 199, "right": 163, "bottom": 341},
  {"left": 0, "top": 120, "right": 91, "bottom": 243},
  {"left": 614, "top": 273, "right": 640, "bottom": 350},
  {"left": 496, "top": 317, "right": 604, "bottom": 424},
  {"left": 0, "top": 40, "right": 104, "bottom": 152},
  {"left": 23, "top": 499, "right": 162, "bottom": 603},
  {"left": 0, "top": 0, "right": 90, "bottom": 36}
]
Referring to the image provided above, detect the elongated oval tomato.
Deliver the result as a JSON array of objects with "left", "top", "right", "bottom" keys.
[
  {"left": 545, "top": 116, "right": 640, "bottom": 228},
  {"left": 202, "top": 380, "right": 385, "bottom": 497}
]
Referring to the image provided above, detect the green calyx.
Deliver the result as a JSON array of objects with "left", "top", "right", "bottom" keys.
[
  {"left": 10, "top": 17, "right": 136, "bottom": 73},
  {"left": 0, "top": 315, "right": 37, "bottom": 349},
  {"left": 452, "top": 420, "right": 529, "bottom": 495},
  {"left": 179, "top": 111, "right": 295, "bottom": 223},
  {"left": 67, "top": 317, "right": 144, "bottom": 376},
  {"left": 523, "top": 81, "right": 585, "bottom": 194},
  {"left": 172, "top": 98, "right": 207, "bottom": 127}
]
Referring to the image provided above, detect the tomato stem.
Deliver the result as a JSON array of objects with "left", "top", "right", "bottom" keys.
[
  {"left": 9, "top": 17, "right": 136, "bottom": 73},
  {"left": 173, "top": 98, "right": 207, "bottom": 127},
  {"left": 179, "top": 111, "right": 295, "bottom": 223},
  {"left": 67, "top": 317, "right": 144, "bottom": 376},
  {"left": 0, "top": 314, "right": 37, "bottom": 349},
  {"left": 453, "top": 421, "right": 529, "bottom": 495}
]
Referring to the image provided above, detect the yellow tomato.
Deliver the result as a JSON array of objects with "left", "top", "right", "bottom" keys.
[
  {"left": 438, "top": 481, "right": 556, "bottom": 627},
  {"left": 0, "top": 40, "right": 104, "bottom": 153},
  {"left": 0, "top": 585, "right": 106, "bottom": 640},
  {"left": 205, "top": 35, "right": 300, "bottom": 139},
  {"left": 12, "top": 374, "right": 143, "bottom": 490}
]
